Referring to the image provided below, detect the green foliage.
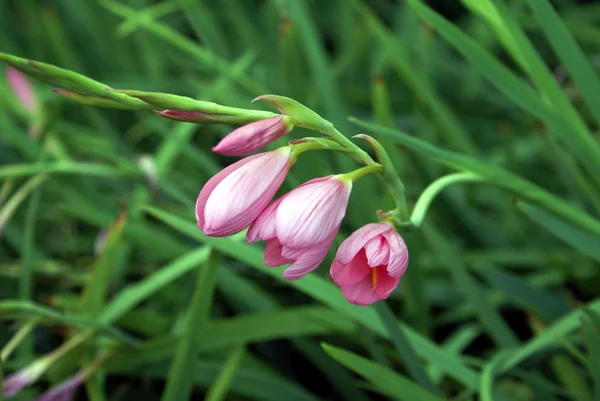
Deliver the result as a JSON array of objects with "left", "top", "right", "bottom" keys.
[{"left": 1, "top": 0, "right": 600, "bottom": 400}]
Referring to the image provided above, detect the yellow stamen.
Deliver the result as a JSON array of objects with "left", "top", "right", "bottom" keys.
[{"left": 372, "top": 268, "right": 378, "bottom": 289}]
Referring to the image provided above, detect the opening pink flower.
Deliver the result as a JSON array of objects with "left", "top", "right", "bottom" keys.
[
  {"left": 330, "top": 222, "right": 409, "bottom": 306},
  {"left": 212, "top": 115, "right": 294, "bottom": 156},
  {"left": 247, "top": 175, "right": 352, "bottom": 280},
  {"left": 196, "top": 147, "right": 292, "bottom": 237}
]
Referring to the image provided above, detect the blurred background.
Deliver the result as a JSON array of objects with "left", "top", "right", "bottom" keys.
[{"left": 2, "top": 0, "right": 600, "bottom": 400}]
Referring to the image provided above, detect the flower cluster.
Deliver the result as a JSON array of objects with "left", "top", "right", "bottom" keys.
[{"left": 193, "top": 103, "right": 409, "bottom": 305}]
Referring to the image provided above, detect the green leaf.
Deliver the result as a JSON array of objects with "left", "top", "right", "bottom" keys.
[
  {"left": 162, "top": 250, "right": 219, "bottom": 401},
  {"left": 0, "top": 301, "right": 135, "bottom": 345},
  {"left": 322, "top": 343, "right": 444, "bottom": 401},
  {"left": 204, "top": 346, "right": 245, "bottom": 401},
  {"left": 501, "top": 300, "right": 600, "bottom": 372},
  {"left": 79, "top": 210, "right": 127, "bottom": 317},
  {"left": 373, "top": 302, "right": 438, "bottom": 394},
  {"left": 526, "top": 0, "right": 600, "bottom": 127},
  {"left": 0, "top": 162, "right": 142, "bottom": 179},
  {"left": 98, "top": 247, "right": 211, "bottom": 325},
  {"left": 517, "top": 201, "right": 600, "bottom": 262},
  {"left": 582, "top": 312, "right": 600, "bottom": 400}
]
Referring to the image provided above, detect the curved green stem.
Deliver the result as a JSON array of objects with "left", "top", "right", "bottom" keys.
[
  {"left": 339, "top": 164, "right": 383, "bottom": 182},
  {"left": 410, "top": 172, "right": 484, "bottom": 228}
]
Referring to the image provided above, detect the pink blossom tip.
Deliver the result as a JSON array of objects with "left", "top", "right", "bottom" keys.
[
  {"left": 247, "top": 175, "right": 352, "bottom": 280},
  {"left": 196, "top": 148, "right": 292, "bottom": 237},
  {"left": 212, "top": 115, "right": 293, "bottom": 156},
  {"left": 33, "top": 372, "right": 85, "bottom": 401},
  {"left": 330, "top": 222, "right": 409, "bottom": 306},
  {"left": 6, "top": 67, "right": 39, "bottom": 113}
]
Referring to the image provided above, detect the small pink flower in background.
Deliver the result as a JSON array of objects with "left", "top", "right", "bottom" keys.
[
  {"left": 6, "top": 67, "right": 39, "bottom": 113},
  {"left": 330, "top": 222, "right": 408, "bottom": 306},
  {"left": 247, "top": 175, "right": 352, "bottom": 280},
  {"left": 33, "top": 372, "right": 85, "bottom": 401},
  {"left": 197, "top": 147, "right": 292, "bottom": 237},
  {"left": 213, "top": 115, "right": 294, "bottom": 156},
  {"left": 2, "top": 359, "right": 47, "bottom": 398}
]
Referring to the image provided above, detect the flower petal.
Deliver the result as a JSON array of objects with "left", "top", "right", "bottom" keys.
[
  {"left": 330, "top": 250, "right": 371, "bottom": 287},
  {"left": 196, "top": 153, "right": 262, "bottom": 232},
  {"left": 364, "top": 235, "right": 390, "bottom": 267},
  {"left": 280, "top": 233, "right": 336, "bottom": 280},
  {"left": 382, "top": 230, "right": 409, "bottom": 277},
  {"left": 340, "top": 275, "right": 380, "bottom": 306},
  {"left": 201, "top": 148, "right": 290, "bottom": 236},
  {"left": 263, "top": 238, "right": 293, "bottom": 267},
  {"left": 213, "top": 116, "right": 292, "bottom": 156},
  {"left": 246, "top": 197, "right": 283, "bottom": 243},
  {"left": 374, "top": 266, "right": 401, "bottom": 299},
  {"left": 335, "top": 222, "right": 392, "bottom": 264},
  {"left": 276, "top": 176, "right": 351, "bottom": 248}
]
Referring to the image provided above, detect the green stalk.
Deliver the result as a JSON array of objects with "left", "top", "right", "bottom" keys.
[{"left": 411, "top": 173, "right": 484, "bottom": 228}]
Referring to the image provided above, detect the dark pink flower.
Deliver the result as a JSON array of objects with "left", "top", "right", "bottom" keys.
[{"left": 330, "top": 222, "right": 408, "bottom": 306}]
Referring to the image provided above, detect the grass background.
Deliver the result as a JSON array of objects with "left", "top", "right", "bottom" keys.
[{"left": 1, "top": 0, "right": 600, "bottom": 400}]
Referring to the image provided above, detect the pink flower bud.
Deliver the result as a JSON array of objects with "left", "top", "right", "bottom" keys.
[
  {"left": 6, "top": 67, "right": 39, "bottom": 113},
  {"left": 330, "top": 222, "right": 409, "bottom": 306},
  {"left": 247, "top": 175, "right": 352, "bottom": 280},
  {"left": 33, "top": 372, "right": 85, "bottom": 401},
  {"left": 197, "top": 148, "right": 292, "bottom": 237},
  {"left": 2, "top": 359, "right": 47, "bottom": 398},
  {"left": 212, "top": 116, "right": 294, "bottom": 156}
]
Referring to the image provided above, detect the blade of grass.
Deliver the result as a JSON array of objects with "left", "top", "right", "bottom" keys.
[
  {"left": 517, "top": 201, "right": 600, "bottom": 262},
  {"left": 526, "top": 0, "right": 600, "bottom": 127},
  {"left": 161, "top": 250, "right": 219, "bottom": 401},
  {"left": 79, "top": 209, "right": 127, "bottom": 317},
  {"left": 501, "top": 300, "right": 600, "bottom": 372},
  {"left": 374, "top": 302, "right": 438, "bottom": 394},
  {"left": 582, "top": 314, "right": 600, "bottom": 400},
  {"left": 204, "top": 345, "right": 245, "bottom": 401},
  {"left": 0, "top": 162, "right": 142, "bottom": 179},
  {"left": 322, "top": 343, "right": 444, "bottom": 401},
  {"left": 98, "top": 247, "right": 211, "bottom": 325},
  {"left": 0, "top": 175, "right": 47, "bottom": 234}
]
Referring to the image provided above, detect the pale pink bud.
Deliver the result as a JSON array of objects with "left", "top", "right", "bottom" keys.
[
  {"left": 212, "top": 116, "right": 294, "bottom": 156},
  {"left": 197, "top": 148, "right": 292, "bottom": 237},
  {"left": 330, "top": 222, "right": 409, "bottom": 306},
  {"left": 247, "top": 175, "right": 352, "bottom": 280},
  {"left": 6, "top": 67, "right": 39, "bottom": 113},
  {"left": 2, "top": 359, "right": 47, "bottom": 398},
  {"left": 33, "top": 372, "right": 85, "bottom": 401}
]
